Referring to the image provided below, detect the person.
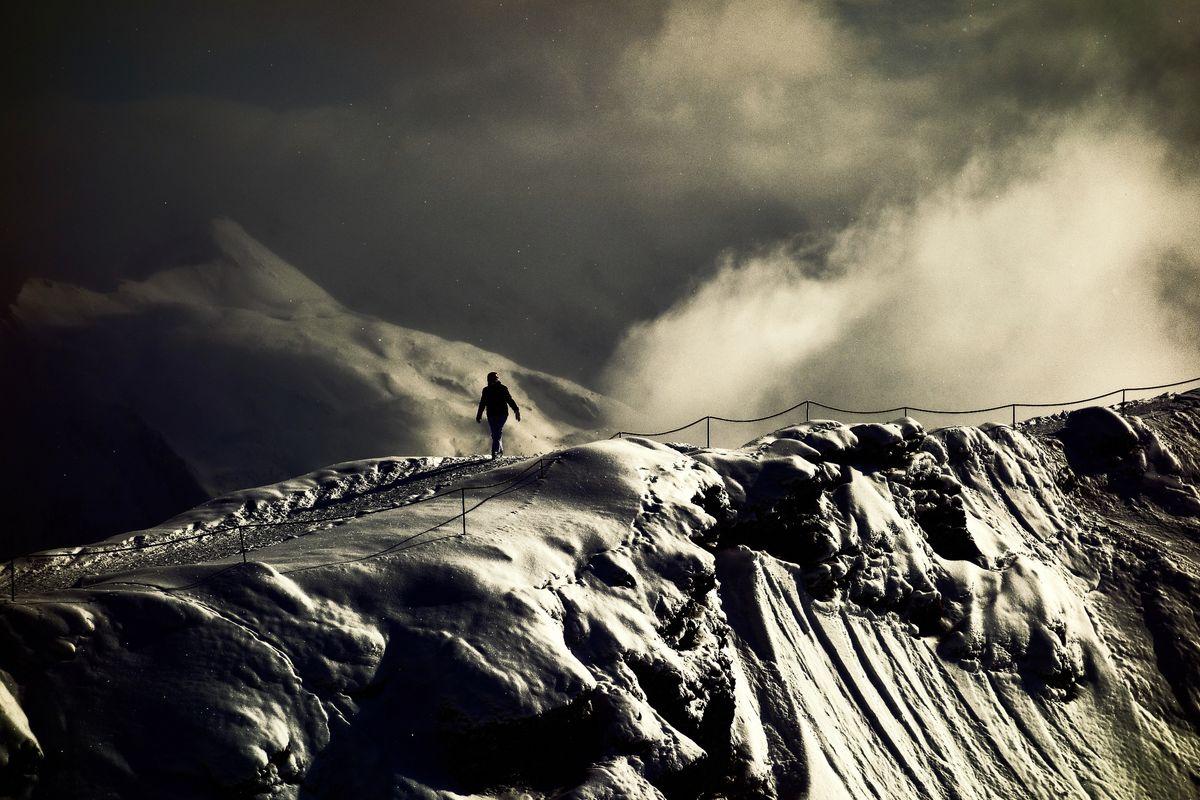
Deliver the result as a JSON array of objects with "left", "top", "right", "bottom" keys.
[{"left": 476, "top": 371, "right": 521, "bottom": 459}]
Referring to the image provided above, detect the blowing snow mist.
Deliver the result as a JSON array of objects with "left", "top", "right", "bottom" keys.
[{"left": 603, "top": 121, "right": 1200, "bottom": 433}]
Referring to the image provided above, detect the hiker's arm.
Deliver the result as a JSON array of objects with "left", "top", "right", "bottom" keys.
[
  {"left": 476, "top": 392, "right": 486, "bottom": 422},
  {"left": 507, "top": 390, "right": 521, "bottom": 421}
]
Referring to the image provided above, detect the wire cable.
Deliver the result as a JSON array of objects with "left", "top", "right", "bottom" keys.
[{"left": 612, "top": 376, "right": 1200, "bottom": 440}]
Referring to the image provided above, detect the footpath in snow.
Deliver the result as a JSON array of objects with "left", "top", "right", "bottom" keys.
[{"left": 2, "top": 392, "right": 1200, "bottom": 799}]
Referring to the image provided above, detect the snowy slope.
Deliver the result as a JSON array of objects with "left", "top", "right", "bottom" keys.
[
  {"left": 4, "top": 220, "right": 624, "bottom": 554},
  {"left": 2, "top": 393, "right": 1199, "bottom": 799}
]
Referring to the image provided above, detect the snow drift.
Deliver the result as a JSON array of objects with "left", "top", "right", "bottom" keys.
[
  {"left": 2, "top": 392, "right": 1200, "bottom": 798},
  {"left": 3, "top": 219, "right": 624, "bottom": 556}
]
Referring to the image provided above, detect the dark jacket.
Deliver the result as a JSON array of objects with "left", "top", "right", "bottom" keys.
[{"left": 477, "top": 383, "right": 520, "bottom": 420}]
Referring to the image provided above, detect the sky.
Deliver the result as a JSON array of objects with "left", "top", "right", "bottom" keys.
[{"left": 4, "top": 0, "right": 1200, "bottom": 427}]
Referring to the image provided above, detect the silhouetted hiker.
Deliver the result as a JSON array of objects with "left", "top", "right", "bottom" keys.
[{"left": 476, "top": 371, "right": 521, "bottom": 459}]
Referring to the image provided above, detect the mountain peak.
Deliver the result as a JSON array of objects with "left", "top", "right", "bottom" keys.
[
  {"left": 131, "top": 218, "right": 341, "bottom": 318},
  {"left": 12, "top": 219, "right": 342, "bottom": 323}
]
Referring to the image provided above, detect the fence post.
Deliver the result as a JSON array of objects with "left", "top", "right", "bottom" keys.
[
  {"left": 805, "top": 401, "right": 810, "bottom": 423},
  {"left": 461, "top": 488, "right": 467, "bottom": 537},
  {"left": 1011, "top": 405, "right": 1017, "bottom": 427},
  {"left": 1121, "top": 389, "right": 1126, "bottom": 409},
  {"left": 239, "top": 529, "right": 247, "bottom": 563},
  {"left": 8, "top": 558, "right": 14, "bottom": 602},
  {"left": 903, "top": 406, "right": 908, "bottom": 418},
  {"left": 706, "top": 417, "right": 711, "bottom": 448}
]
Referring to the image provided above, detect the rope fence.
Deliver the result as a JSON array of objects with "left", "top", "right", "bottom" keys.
[
  {"left": 3, "top": 455, "right": 558, "bottom": 603},
  {"left": 611, "top": 376, "right": 1200, "bottom": 448},
  {"left": 7, "top": 374, "right": 1199, "bottom": 601}
]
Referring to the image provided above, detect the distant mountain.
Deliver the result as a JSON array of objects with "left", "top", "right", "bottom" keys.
[{"left": 2, "top": 219, "right": 625, "bottom": 556}]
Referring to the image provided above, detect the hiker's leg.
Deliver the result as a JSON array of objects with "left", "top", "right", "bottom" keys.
[{"left": 489, "top": 415, "right": 507, "bottom": 456}]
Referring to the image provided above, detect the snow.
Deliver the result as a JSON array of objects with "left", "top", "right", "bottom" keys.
[
  {"left": 2, "top": 394, "right": 1200, "bottom": 797},
  {"left": 0, "top": 679, "right": 39, "bottom": 790}
]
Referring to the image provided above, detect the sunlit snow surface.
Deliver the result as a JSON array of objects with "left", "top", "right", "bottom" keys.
[{"left": 3, "top": 394, "right": 1200, "bottom": 799}]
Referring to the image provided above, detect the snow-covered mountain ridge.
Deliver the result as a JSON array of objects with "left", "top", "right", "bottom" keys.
[{"left": 2, "top": 393, "right": 1199, "bottom": 799}]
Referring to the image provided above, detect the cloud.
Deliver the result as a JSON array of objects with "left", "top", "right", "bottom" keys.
[
  {"left": 613, "top": 0, "right": 944, "bottom": 216},
  {"left": 603, "top": 117, "right": 1200, "bottom": 432},
  {"left": 7, "top": 0, "right": 1200, "bottom": 394},
  {"left": 603, "top": 247, "right": 877, "bottom": 428}
]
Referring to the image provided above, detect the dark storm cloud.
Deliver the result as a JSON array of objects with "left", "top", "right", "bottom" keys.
[
  {"left": 4, "top": 0, "right": 1199, "bottom": 389},
  {"left": 830, "top": 0, "right": 1200, "bottom": 151}
]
